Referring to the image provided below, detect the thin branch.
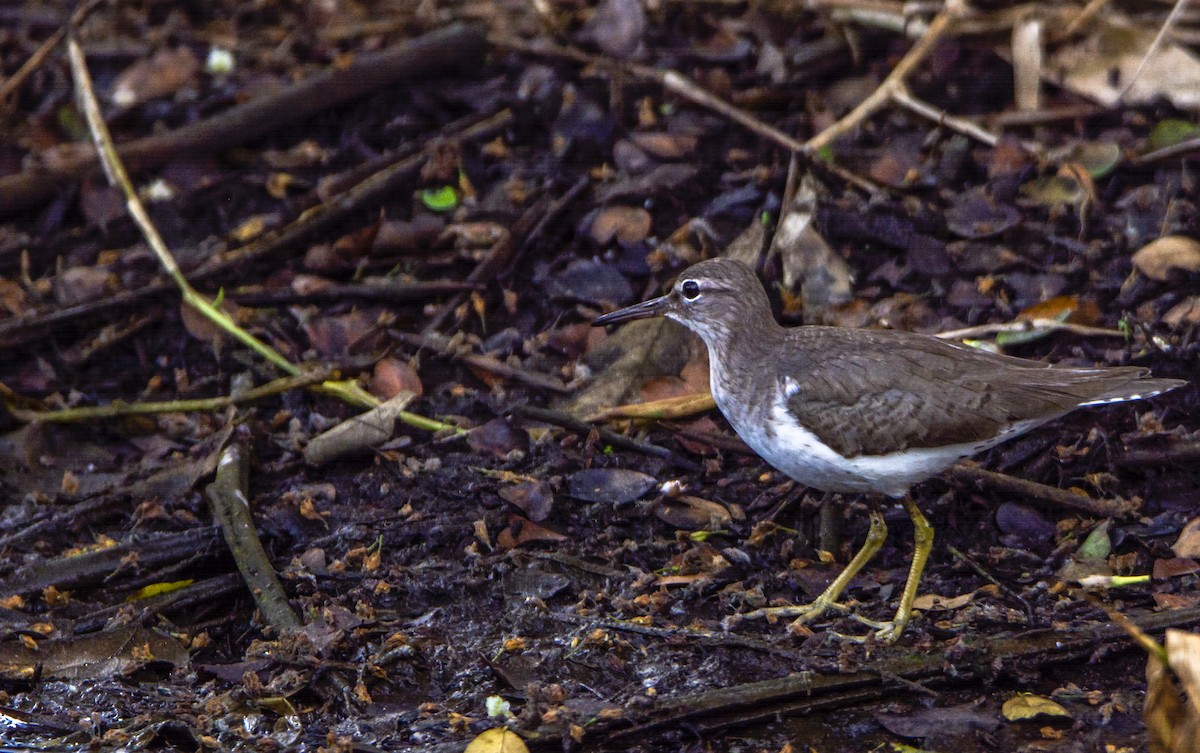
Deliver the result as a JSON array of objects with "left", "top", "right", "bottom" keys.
[
  {"left": 806, "top": 4, "right": 963, "bottom": 153},
  {"left": 6, "top": 369, "right": 333, "bottom": 423},
  {"left": 0, "top": 0, "right": 104, "bottom": 103},
  {"left": 1117, "top": 0, "right": 1190, "bottom": 102},
  {"left": 205, "top": 444, "right": 303, "bottom": 635},
  {"left": 65, "top": 33, "right": 462, "bottom": 435}
]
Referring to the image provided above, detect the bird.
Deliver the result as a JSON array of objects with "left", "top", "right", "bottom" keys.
[{"left": 592, "top": 257, "right": 1185, "bottom": 643}]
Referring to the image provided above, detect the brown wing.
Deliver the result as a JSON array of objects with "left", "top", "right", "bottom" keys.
[{"left": 781, "top": 328, "right": 1155, "bottom": 458}]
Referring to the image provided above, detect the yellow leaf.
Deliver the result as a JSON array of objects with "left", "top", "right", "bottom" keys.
[
  {"left": 1002, "top": 693, "right": 1072, "bottom": 721},
  {"left": 126, "top": 580, "right": 194, "bottom": 602},
  {"left": 464, "top": 728, "right": 529, "bottom": 753}
]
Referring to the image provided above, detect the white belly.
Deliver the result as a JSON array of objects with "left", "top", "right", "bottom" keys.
[{"left": 713, "top": 380, "right": 1036, "bottom": 498}]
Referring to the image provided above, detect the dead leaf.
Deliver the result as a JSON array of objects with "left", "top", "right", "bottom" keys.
[
  {"left": 1173, "top": 518, "right": 1200, "bottom": 558},
  {"left": 912, "top": 591, "right": 977, "bottom": 612},
  {"left": 369, "top": 358, "right": 422, "bottom": 401},
  {"left": 590, "top": 206, "right": 653, "bottom": 246},
  {"left": 1133, "top": 236, "right": 1200, "bottom": 282},
  {"left": 1144, "top": 629, "right": 1200, "bottom": 753},
  {"left": 1163, "top": 297, "right": 1200, "bottom": 328},
  {"left": 496, "top": 516, "right": 568, "bottom": 549},
  {"left": 1002, "top": 694, "right": 1072, "bottom": 721},
  {"left": 566, "top": 468, "right": 655, "bottom": 504},
  {"left": 629, "top": 132, "right": 697, "bottom": 159},
  {"left": 111, "top": 47, "right": 199, "bottom": 108},
  {"left": 54, "top": 267, "right": 118, "bottom": 307},
  {"left": 1048, "top": 15, "right": 1200, "bottom": 110},
  {"left": 577, "top": 0, "right": 645, "bottom": 59},
  {"left": 654, "top": 495, "right": 731, "bottom": 531},
  {"left": 1154, "top": 558, "right": 1199, "bottom": 580},
  {"left": 498, "top": 481, "right": 554, "bottom": 522},
  {"left": 0, "top": 626, "right": 188, "bottom": 680},
  {"left": 303, "top": 392, "right": 415, "bottom": 465}
]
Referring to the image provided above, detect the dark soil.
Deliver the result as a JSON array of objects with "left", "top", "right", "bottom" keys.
[{"left": 1, "top": 2, "right": 1198, "bottom": 751}]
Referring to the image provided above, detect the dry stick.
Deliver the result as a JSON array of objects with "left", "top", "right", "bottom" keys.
[
  {"left": 990, "top": 104, "right": 1104, "bottom": 129},
  {"left": 934, "top": 318, "right": 1128, "bottom": 341},
  {"left": 1117, "top": 440, "right": 1200, "bottom": 468},
  {"left": 805, "top": 4, "right": 961, "bottom": 154},
  {"left": 0, "top": 109, "right": 510, "bottom": 349},
  {"left": 1117, "top": 0, "right": 1189, "bottom": 103},
  {"left": 61, "top": 312, "right": 159, "bottom": 366},
  {"left": 946, "top": 544, "right": 1035, "bottom": 623},
  {"left": 79, "top": 574, "right": 245, "bottom": 634},
  {"left": 205, "top": 444, "right": 303, "bottom": 635},
  {"left": 540, "top": 610, "right": 811, "bottom": 661},
  {"left": 226, "top": 279, "right": 479, "bottom": 307},
  {"left": 0, "top": 23, "right": 487, "bottom": 215},
  {"left": 421, "top": 191, "right": 553, "bottom": 334},
  {"left": 65, "top": 34, "right": 392, "bottom": 416},
  {"left": 390, "top": 330, "right": 572, "bottom": 394},
  {"left": 491, "top": 35, "right": 880, "bottom": 195},
  {"left": 55, "top": 34, "right": 462, "bottom": 433},
  {"left": 513, "top": 404, "right": 701, "bottom": 472},
  {"left": 0, "top": 0, "right": 104, "bottom": 103},
  {"left": 588, "top": 606, "right": 1200, "bottom": 744},
  {"left": 500, "top": 173, "right": 592, "bottom": 283},
  {"left": 948, "top": 464, "right": 1132, "bottom": 519},
  {"left": 0, "top": 526, "right": 220, "bottom": 592},
  {"left": 198, "top": 108, "right": 513, "bottom": 281},
  {"left": 891, "top": 85, "right": 1004, "bottom": 148},
  {"left": 1135, "top": 134, "right": 1200, "bottom": 164},
  {"left": 312, "top": 107, "right": 514, "bottom": 203},
  {"left": 7, "top": 368, "right": 334, "bottom": 423}
]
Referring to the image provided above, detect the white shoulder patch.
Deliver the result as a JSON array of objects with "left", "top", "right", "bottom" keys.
[{"left": 783, "top": 376, "right": 801, "bottom": 399}]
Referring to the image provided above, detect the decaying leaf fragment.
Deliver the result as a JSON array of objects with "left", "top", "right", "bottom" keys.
[{"left": 1145, "top": 629, "right": 1200, "bottom": 753}]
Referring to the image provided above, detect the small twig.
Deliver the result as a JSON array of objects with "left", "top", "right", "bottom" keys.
[
  {"left": 6, "top": 369, "right": 334, "bottom": 423},
  {"left": 491, "top": 34, "right": 880, "bottom": 195},
  {"left": 513, "top": 404, "right": 701, "bottom": 472},
  {"left": 538, "top": 609, "right": 813, "bottom": 661},
  {"left": 390, "top": 330, "right": 572, "bottom": 394},
  {"left": 0, "top": 23, "right": 488, "bottom": 215},
  {"left": 0, "top": 0, "right": 104, "bottom": 103},
  {"left": 806, "top": 4, "right": 962, "bottom": 153},
  {"left": 66, "top": 32, "right": 462, "bottom": 436},
  {"left": 205, "top": 444, "right": 303, "bottom": 635},
  {"left": 226, "top": 279, "right": 479, "bottom": 306},
  {"left": 1117, "top": 0, "right": 1188, "bottom": 103},
  {"left": 1135, "top": 134, "right": 1200, "bottom": 164},
  {"left": 947, "top": 545, "right": 1035, "bottom": 625},
  {"left": 948, "top": 465, "right": 1133, "bottom": 519},
  {"left": 934, "top": 318, "right": 1128, "bottom": 341},
  {"left": 892, "top": 85, "right": 1012, "bottom": 150},
  {"left": 1057, "top": 0, "right": 1112, "bottom": 42},
  {"left": 501, "top": 174, "right": 592, "bottom": 282}
]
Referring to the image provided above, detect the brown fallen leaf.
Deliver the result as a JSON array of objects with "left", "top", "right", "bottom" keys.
[{"left": 1133, "top": 236, "right": 1200, "bottom": 282}]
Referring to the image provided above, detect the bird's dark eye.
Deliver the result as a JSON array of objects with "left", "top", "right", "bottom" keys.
[{"left": 680, "top": 280, "right": 700, "bottom": 300}]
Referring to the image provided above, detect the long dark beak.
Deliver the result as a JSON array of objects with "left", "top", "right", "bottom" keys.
[{"left": 592, "top": 294, "right": 671, "bottom": 326}]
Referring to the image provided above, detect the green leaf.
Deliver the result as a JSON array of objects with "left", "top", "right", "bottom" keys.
[
  {"left": 421, "top": 186, "right": 459, "bottom": 212},
  {"left": 1147, "top": 119, "right": 1200, "bottom": 151}
]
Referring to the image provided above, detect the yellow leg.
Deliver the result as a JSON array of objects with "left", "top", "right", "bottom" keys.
[
  {"left": 847, "top": 495, "right": 933, "bottom": 643},
  {"left": 729, "top": 504, "right": 888, "bottom": 631}
]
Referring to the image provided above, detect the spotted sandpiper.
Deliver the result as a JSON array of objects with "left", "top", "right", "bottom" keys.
[{"left": 593, "top": 257, "right": 1185, "bottom": 643}]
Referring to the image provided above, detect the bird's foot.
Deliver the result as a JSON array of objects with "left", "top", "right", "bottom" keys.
[
  {"left": 828, "top": 612, "right": 909, "bottom": 644},
  {"left": 723, "top": 596, "right": 852, "bottom": 633}
]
